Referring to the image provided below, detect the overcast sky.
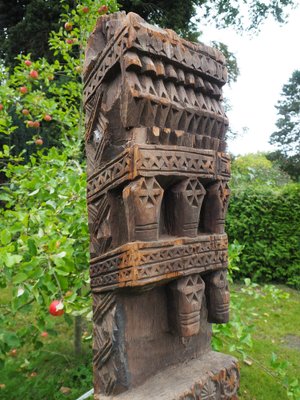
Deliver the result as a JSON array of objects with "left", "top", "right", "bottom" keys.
[{"left": 199, "top": 4, "right": 300, "bottom": 155}]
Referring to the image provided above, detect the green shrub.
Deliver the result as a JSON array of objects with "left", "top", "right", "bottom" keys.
[{"left": 227, "top": 183, "right": 300, "bottom": 288}]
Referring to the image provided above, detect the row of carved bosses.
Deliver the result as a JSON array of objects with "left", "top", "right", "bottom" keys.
[
  {"left": 86, "top": 99, "right": 228, "bottom": 150},
  {"left": 90, "top": 176, "right": 230, "bottom": 249},
  {"left": 122, "top": 52, "right": 225, "bottom": 98},
  {"left": 122, "top": 76, "right": 228, "bottom": 135}
]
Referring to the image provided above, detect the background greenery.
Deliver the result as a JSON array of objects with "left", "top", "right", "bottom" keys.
[{"left": 227, "top": 183, "right": 300, "bottom": 288}]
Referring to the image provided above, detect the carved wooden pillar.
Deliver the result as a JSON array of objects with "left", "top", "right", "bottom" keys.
[{"left": 84, "top": 11, "right": 239, "bottom": 400}]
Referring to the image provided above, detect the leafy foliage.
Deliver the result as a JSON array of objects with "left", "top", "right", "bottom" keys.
[
  {"left": 230, "top": 153, "right": 290, "bottom": 188},
  {"left": 201, "top": 0, "right": 294, "bottom": 32},
  {"left": 267, "top": 150, "right": 300, "bottom": 183},
  {"left": 226, "top": 183, "right": 300, "bottom": 288},
  {"left": 0, "top": 144, "right": 90, "bottom": 365},
  {"left": 0, "top": 0, "right": 119, "bottom": 365}
]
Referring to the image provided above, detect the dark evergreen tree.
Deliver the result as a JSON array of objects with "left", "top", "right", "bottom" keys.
[
  {"left": 0, "top": 0, "right": 75, "bottom": 66},
  {"left": 269, "top": 70, "right": 300, "bottom": 181}
]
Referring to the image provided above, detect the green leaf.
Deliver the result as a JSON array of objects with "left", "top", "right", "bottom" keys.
[
  {"left": 0, "top": 229, "right": 12, "bottom": 245},
  {"left": 28, "top": 188, "right": 40, "bottom": 196},
  {"left": 2, "top": 331, "right": 20, "bottom": 348},
  {"left": 13, "top": 273, "right": 28, "bottom": 284},
  {"left": 5, "top": 254, "right": 23, "bottom": 268},
  {"left": 54, "top": 268, "right": 69, "bottom": 276},
  {"left": 27, "top": 238, "right": 37, "bottom": 256}
]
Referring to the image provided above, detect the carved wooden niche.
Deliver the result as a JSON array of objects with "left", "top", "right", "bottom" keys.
[{"left": 84, "top": 12, "right": 231, "bottom": 398}]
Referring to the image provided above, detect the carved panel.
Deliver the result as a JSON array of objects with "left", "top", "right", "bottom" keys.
[
  {"left": 123, "top": 176, "right": 164, "bottom": 241},
  {"left": 90, "top": 234, "right": 228, "bottom": 291},
  {"left": 200, "top": 181, "right": 230, "bottom": 234},
  {"left": 166, "top": 179, "right": 206, "bottom": 237},
  {"left": 87, "top": 145, "right": 230, "bottom": 203},
  {"left": 178, "top": 362, "right": 240, "bottom": 400},
  {"left": 168, "top": 274, "right": 205, "bottom": 337},
  {"left": 93, "top": 292, "right": 117, "bottom": 395},
  {"left": 205, "top": 270, "right": 230, "bottom": 324}
]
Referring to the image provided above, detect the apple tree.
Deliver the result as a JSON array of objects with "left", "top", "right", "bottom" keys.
[{"left": 0, "top": 0, "right": 119, "bottom": 367}]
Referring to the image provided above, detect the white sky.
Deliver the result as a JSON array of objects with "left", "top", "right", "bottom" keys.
[{"left": 198, "top": 4, "right": 300, "bottom": 155}]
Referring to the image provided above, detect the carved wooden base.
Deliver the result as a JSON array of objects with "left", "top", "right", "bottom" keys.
[{"left": 96, "top": 351, "right": 239, "bottom": 400}]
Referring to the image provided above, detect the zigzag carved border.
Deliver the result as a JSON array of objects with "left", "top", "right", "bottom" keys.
[
  {"left": 90, "top": 234, "right": 228, "bottom": 291},
  {"left": 87, "top": 145, "right": 230, "bottom": 203}
]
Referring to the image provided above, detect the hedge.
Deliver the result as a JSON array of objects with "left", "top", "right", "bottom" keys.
[{"left": 226, "top": 183, "right": 300, "bottom": 288}]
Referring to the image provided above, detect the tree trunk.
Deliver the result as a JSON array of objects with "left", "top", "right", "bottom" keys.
[{"left": 74, "top": 315, "right": 82, "bottom": 356}]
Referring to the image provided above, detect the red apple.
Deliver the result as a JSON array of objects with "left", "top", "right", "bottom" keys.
[
  {"left": 49, "top": 300, "right": 64, "bottom": 316},
  {"left": 27, "top": 120, "right": 35, "bottom": 127},
  {"left": 24, "top": 60, "right": 32, "bottom": 67},
  {"left": 0, "top": 104, "right": 3, "bottom": 111},
  {"left": 41, "top": 331, "right": 48, "bottom": 338},
  {"left": 98, "top": 5, "right": 108, "bottom": 14},
  {"left": 35, "top": 138, "right": 43, "bottom": 145},
  {"left": 43, "top": 114, "right": 52, "bottom": 122},
  {"left": 33, "top": 121, "right": 40, "bottom": 128},
  {"left": 20, "top": 86, "right": 28, "bottom": 94},
  {"left": 81, "top": 6, "right": 89, "bottom": 13},
  {"left": 66, "top": 38, "right": 74, "bottom": 45},
  {"left": 64, "top": 22, "right": 73, "bottom": 31},
  {"left": 48, "top": 74, "right": 54, "bottom": 81},
  {"left": 29, "top": 70, "right": 38, "bottom": 79},
  {"left": 22, "top": 108, "right": 30, "bottom": 115}
]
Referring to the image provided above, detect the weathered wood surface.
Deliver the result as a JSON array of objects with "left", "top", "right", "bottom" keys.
[
  {"left": 84, "top": 11, "right": 236, "bottom": 398},
  {"left": 96, "top": 352, "right": 239, "bottom": 400}
]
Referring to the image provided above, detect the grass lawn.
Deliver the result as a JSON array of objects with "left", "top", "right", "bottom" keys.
[
  {"left": 219, "top": 284, "right": 300, "bottom": 400},
  {"left": 0, "top": 284, "right": 299, "bottom": 399}
]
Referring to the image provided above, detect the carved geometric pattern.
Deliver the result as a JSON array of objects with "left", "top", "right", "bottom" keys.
[
  {"left": 124, "top": 71, "right": 228, "bottom": 136},
  {"left": 177, "top": 362, "right": 239, "bottom": 400},
  {"left": 200, "top": 379, "right": 219, "bottom": 399},
  {"left": 83, "top": 14, "right": 227, "bottom": 105},
  {"left": 217, "top": 154, "right": 231, "bottom": 179},
  {"left": 92, "top": 292, "right": 117, "bottom": 395},
  {"left": 168, "top": 274, "right": 205, "bottom": 337},
  {"left": 206, "top": 269, "right": 230, "bottom": 324},
  {"left": 90, "top": 234, "right": 228, "bottom": 291},
  {"left": 84, "top": 24, "right": 128, "bottom": 102},
  {"left": 138, "top": 177, "right": 162, "bottom": 207},
  {"left": 87, "top": 145, "right": 230, "bottom": 203},
  {"left": 221, "top": 366, "right": 240, "bottom": 399},
  {"left": 218, "top": 182, "right": 230, "bottom": 213},
  {"left": 185, "top": 179, "right": 205, "bottom": 207},
  {"left": 183, "top": 275, "right": 205, "bottom": 303}
]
